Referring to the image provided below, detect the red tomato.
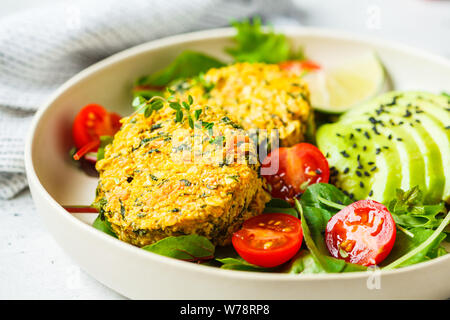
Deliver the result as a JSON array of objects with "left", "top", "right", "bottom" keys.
[
  {"left": 232, "top": 213, "right": 303, "bottom": 268},
  {"left": 279, "top": 60, "right": 321, "bottom": 75},
  {"left": 72, "top": 104, "right": 121, "bottom": 149},
  {"left": 325, "top": 200, "right": 396, "bottom": 266},
  {"left": 72, "top": 104, "right": 121, "bottom": 158},
  {"left": 261, "top": 143, "right": 330, "bottom": 201}
]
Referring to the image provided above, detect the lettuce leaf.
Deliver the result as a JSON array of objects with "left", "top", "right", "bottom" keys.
[{"left": 226, "top": 17, "right": 304, "bottom": 63}]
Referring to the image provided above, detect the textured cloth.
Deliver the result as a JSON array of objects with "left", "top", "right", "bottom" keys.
[{"left": 0, "top": 0, "right": 299, "bottom": 199}]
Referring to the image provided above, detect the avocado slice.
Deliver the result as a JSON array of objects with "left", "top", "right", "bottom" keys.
[
  {"left": 318, "top": 91, "right": 450, "bottom": 204},
  {"left": 317, "top": 121, "right": 403, "bottom": 202},
  {"left": 350, "top": 92, "right": 449, "bottom": 203}
]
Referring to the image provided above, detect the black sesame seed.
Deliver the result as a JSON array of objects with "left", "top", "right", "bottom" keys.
[{"left": 340, "top": 151, "right": 350, "bottom": 158}]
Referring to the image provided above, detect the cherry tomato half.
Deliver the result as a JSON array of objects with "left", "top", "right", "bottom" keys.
[
  {"left": 279, "top": 60, "right": 321, "bottom": 75},
  {"left": 72, "top": 104, "right": 121, "bottom": 159},
  {"left": 325, "top": 200, "right": 396, "bottom": 266},
  {"left": 72, "top": 104, "right": 121, "bottom": 149},
  {"left": 232, "top": 213, "right": 303, "bottom": 268},
  {"left": 261, "top": 143, "right": 330, "bottom": 201}
]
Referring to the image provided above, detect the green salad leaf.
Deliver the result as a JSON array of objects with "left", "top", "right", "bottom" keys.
[
  {"left": 383, "top": 211, "right": 450, "bottom": 270},
  {"left": 96, "top": 135, "right": 114, "bottom": 161},
  {"left": 142, "top": 235, "right": 215, "bottom": 261},
  {"left": 92, "top": 214, "right": 117, "bottom": 238},
  {"left": 386, "top": 186, "right": 446, "bottom": 229},
  {"left": 263, "top": 198, "right": 298, "bottom": 218},
  {"left": 135, "top": 50, "right": 225, "bottom": 88},
  {"left": 299, "top": 183, "right": 352, "bottom": 253},
  {"left": 216, "top": 258, "right": 271, "bottom": 272},
  {"left": 226, "top": 17, "right": 303, "bottom": 63},
  {"left": 283, "top": 250, "right": 324, "bottom": 274}
]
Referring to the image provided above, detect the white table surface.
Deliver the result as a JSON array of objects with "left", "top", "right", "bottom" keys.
[{"left": 0, "top": 0, "right": 449, "bottom": 300}]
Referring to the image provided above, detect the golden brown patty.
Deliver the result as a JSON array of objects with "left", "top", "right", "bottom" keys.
[
  {"left": 171, "top": 62, "right": 313, "bottom": 147},
  {"left": 94, "top": 104, "right": 270, "bottom": 246}
]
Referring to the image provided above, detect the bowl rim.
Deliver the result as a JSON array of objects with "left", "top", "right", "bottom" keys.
[{"left": 25, "top": 26, "right": 450, "bottom": 282}]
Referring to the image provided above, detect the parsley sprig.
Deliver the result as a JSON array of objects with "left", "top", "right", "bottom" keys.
[{"left": 132, "top": 88, "right": 203, "bottom": 130}]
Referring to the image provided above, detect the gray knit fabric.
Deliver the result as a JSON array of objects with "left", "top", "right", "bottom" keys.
[{"left": 0, "top": 0, "right": 298, "bottom": 199}]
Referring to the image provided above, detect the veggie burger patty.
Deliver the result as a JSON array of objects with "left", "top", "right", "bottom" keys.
[
  {"left": 94, "top": 62, "right": 313, "bottom": 247},
  {"left": 94, "top": 104, "right": 270, "bottom": 246},
  {"left": 172, "top": 62, "right": 313, "bottom": 147}
]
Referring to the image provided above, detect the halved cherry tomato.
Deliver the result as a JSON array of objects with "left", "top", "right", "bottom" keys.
[
  {"left": 232, "top": 213, "right": 303, "bottom": 268},
  {"left": 279, "top": 60, "right": 321, "bottom": 75},
  {"left": 325, "top": 200, "right": 396, "bottom": 266},
  {"left": 261, "top": 143, "right": 330, "bottom": 201},
  {"left": 72, "top": 104, "right": 121, "bottom": 159}
]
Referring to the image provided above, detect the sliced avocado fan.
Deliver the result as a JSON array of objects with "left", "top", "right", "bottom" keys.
[{"left": 317, "top": 91, "right": 450, "bottom": 204}]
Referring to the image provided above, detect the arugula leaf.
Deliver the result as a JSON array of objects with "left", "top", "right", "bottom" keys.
[
  {"left": 216, "top": 258, "right": 271, "bottom": 272},
  {"left": 383, "top": 211, "right": 450, "bottom": 270},
  {"left": 96, "top": 135, "right": 114, "bottom": 161},
  {"left": 92, "top": 214, "right": 117, "bottom": 238},
  {"left": 381, "top": 227, "right": 447, "bottom": 268},
  {"left": 386, "top": 186, "right": 446, "bottom": 229},
  {"left": 226, "top": 17, "right": 304, "bottom": 63},
  {"left": 135, "top": 51, "right": 225, "bottom": 88},
  {"left": 142, "top": 235, "right": 215, "bottom": 261},
  {"left": 263, "top": 198, "right": 298, "bottom": 218}
]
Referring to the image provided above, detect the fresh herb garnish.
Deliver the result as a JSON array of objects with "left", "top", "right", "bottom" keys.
[{"left": 132, "top": 90, "right": 198, "bottom": 129}]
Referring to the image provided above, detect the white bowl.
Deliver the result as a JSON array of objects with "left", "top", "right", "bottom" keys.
[{"left": 25, "top": 27, "right": 450, "bottom": 299}]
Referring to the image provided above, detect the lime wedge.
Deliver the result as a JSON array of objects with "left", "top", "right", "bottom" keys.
[{"left": 304, "top": 52, "right": 386, "bottom": 113}]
